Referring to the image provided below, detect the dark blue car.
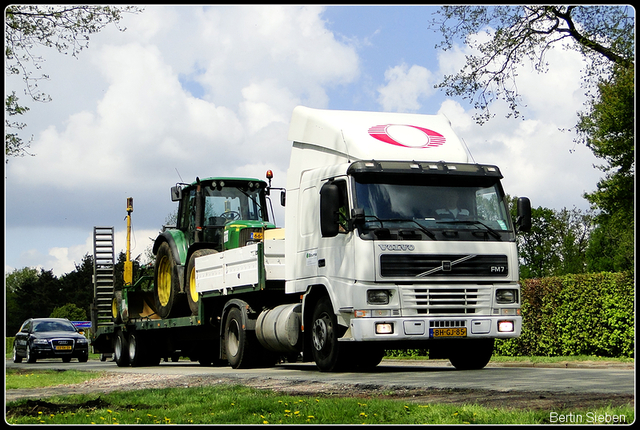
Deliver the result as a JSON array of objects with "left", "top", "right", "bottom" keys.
[{"left": 13, "top": 318, "right": 89, "bottom": 363}]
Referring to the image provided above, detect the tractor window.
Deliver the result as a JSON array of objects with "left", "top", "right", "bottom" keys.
[{"left": 203, "top": 185, "right": 264, "bottom": 225}]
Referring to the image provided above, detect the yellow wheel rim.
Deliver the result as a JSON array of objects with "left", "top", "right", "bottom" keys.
[
  {"left": 157, "top": 255, "right": 171, "bottom": 306},
  {"left": 111, "top": 297, "right": 118, "bottom": 319},
  {"left": 189, "top": 266, "right": 198, "bottom": 305}
]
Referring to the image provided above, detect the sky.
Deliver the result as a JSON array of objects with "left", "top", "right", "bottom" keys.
[{"left": 4, "top": 5, "right": 605, "bottom": 277}]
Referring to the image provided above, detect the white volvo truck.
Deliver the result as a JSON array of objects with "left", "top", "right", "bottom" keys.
[{"left": 92, "top": 106, "right": 531, "bottom": 372}]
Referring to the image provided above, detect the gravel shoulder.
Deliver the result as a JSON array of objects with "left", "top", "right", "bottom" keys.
[{"left": 5, "top": 360, "right": 634, "bottom": 411}]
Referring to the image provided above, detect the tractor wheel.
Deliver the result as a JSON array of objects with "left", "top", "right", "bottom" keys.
[
  {"left": 186, "top": 249, "right": 217, "bottom": 316},
  {"left": 153, "top": 242, "right": 185, "bottom": 318},
  {"left": 112, "top": 291, "right": 123, "bottom": 324}
]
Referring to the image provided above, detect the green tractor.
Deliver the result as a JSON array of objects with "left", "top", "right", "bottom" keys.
[{"left": 152, "top": 176, "right": 276, "bottom": 318}]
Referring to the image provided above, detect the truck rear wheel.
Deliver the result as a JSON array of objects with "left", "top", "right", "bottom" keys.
[
  {"left": 311, "top": 297, "right": 350, "bottom": 372},
  {"left": 224, "top": 307, "right": 250, "bottom": 369},
  {"left": 186, "top": 249, "right": 217, "bottom": 315},
  {"left": 154, "top": 242, "right": 184, "bottom": 319},
  {"left": 114, "top": 331, "right": 130, "bottom": 367}
]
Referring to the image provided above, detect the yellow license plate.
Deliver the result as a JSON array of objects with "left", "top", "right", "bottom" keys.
[
  {"left": 430, "top": 327, "right": 467, "bottom": 338},
  {"left": 251, "top": 232, "right": 263, "bottom": 240},
  {"left": 55, "top": 346, "right": 72, "bottom": 350}
]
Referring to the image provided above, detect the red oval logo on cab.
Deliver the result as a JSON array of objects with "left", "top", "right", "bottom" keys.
[{"left": 368, "top": 124, "right": 446, "bottom": 148}]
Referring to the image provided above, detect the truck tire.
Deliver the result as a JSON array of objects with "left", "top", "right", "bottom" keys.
[
  {"left": 448, "top": 338, "right": 494, "bottom": 370},
  {"left": 114, "top": 331, "right": 130, "bottom": 367},
  {"left": 186, "top": 249, "right": 217, "bottom": 315},
  {"left": 154, "top": 242, "right": 184, "bottom": 319},
  {"left": 224, "top": 307, "right": 251, "bottom": 369},
  {"left": 310, "top": 297, "right": 350, "bottom": 372}
]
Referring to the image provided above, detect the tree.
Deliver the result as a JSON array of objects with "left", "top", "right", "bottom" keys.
[
  {"left": 508, "top": 197, "right": 595, "bottom": 278},
  {"left": 50, "top": 303, "right": 87, "bottom": 321},
  {"left": 58, "top": 254, "right": 95, "bottom": 318},
  {"left": 9, "top": 268, "right": 62, "bottom": 334},
  {"left": 431, "top": 6, "right": 634, "bottom": 124},
  {"left": 5, "top": 267, "right": 39, "bottom": 334},
  {"left": 577, "top": 64, "right": 634, "bottom": 273},
  {"left": 4, "top": 5, "right": 143, "bottom": 160}
]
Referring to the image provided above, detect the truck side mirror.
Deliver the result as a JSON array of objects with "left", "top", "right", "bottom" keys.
[
  {"left": 280, "top": 190, "right": 286, "bottom": 207},
  {"left": 320, "top": 183, "right": 340, "bottom": 237},
  {"left": 516, "top": 197, "right": 532, "bottom": 232},
  {"left": 171, "top": 186, "right": 182, "bottom": 202}
]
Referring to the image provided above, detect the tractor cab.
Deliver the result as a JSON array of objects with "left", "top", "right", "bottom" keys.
[{"left": 171, "top": 177, "right": 275, "bottom": 252}]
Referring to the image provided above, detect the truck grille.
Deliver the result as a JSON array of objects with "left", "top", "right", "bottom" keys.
[
  {"left": 401, "top": 285, "right": 492, "bottom": 315},
  {"left": 380, "top": 254, "right": 508, "bottom": 278}
]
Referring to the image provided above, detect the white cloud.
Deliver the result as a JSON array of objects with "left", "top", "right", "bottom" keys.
[
  {"left": 377, "top": 63, "right": 434, "bottom": 112},
  {"left": 5, "top": 5, "right": 360, "bottom": 276}
]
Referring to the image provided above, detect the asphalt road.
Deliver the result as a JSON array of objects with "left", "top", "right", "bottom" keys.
[{"left": 6, "top": 358, "right": 634, "bottom": 396}]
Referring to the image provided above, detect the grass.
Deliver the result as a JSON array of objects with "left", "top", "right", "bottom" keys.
[
  {"left": 5, "top": 368, "right": 106, "bottom": 390},
  {"left": 6, "top": 384, "right": 634, "bottom": 425}
]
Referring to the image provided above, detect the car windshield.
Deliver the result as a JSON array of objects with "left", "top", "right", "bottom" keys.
[
  {"left": 354, "top": 178, "right": 514, "bottom": 240},
  {"left": 33, "top": 321, "right": 76, "bottom": 332}
]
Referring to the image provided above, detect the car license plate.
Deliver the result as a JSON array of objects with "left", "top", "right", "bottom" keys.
[
  {"left": 430, "top": 327, "right": 467, "bottom": 338},
  {"left": 251, "top": 232, "right": 263, "bottom": 240},
  {"left": 55, "top": 346, "right": 72, "bottom": 350}
]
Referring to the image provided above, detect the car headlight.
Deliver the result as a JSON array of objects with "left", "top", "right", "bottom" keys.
[
  {"left": 496, "top": 289, "right": 518, "bottom": 304},
  {"left": 32, "top": 339, "right": 49, "bottom": 345},
  {"left": 77, "top": 338, "right": 88, "bottom": 344}
]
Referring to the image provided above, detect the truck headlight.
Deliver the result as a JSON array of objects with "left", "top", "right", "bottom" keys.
[
  {"left": 496, "top": 289, "right": 518, "bottom": 304},
  {"left": 367, "top": 290, "right": 390, "bottom": 305},
  {"left": 498, "top": 320, "right": 515, "bottom": 332}
]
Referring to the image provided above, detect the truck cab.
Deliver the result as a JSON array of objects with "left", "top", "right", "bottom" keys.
[{"left": 284, "top": 106, "right": 531, "bottom": 371}]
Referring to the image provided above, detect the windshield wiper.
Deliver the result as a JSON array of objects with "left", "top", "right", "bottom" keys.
[
  {"left": 439, "top": 220, "right": 502, "bottom": 240},
  {"left": 364, "top": 216, "right": 437, "bottom": 240}
]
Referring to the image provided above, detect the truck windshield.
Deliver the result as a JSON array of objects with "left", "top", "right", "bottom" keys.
[{"left": 354, "top": 179, "right": 514, "bottom": 241}]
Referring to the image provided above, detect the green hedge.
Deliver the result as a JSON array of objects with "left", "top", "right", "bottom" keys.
[{"left": 495, "top": 272, "right": 634, "bottom": 358}]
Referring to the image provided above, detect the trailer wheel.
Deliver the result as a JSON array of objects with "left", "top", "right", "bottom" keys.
[
  {"left": 224, "top": 307, "right": 250, "bottom": 369},
  {"left": 114, "top": 331, "right": 130, "bottom": 367},
  {"left": 448, "top": 338, "right": 494, "bottom": 370},
  {"left": 154, "top": 242, "right": 183, "bottom": 319},
  {"left": 129, "top": 332, "right": 160, "bottom": 367},
  {"left": 186, "top": 249, "right": 217, "bottom": 315},
  {"left": 311, "top": 297, "right": 349, "bottom": 372}
]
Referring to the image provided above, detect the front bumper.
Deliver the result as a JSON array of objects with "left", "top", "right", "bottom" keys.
[
  {"left": 347, "top": 315, "right": 521, "bottom": 342},
  {"left": 30, "top": 341, "right": 89, "bottom": 359}
]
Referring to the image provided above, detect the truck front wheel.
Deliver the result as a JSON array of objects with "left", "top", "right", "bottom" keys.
[
  {"left": 311, "top": 297, "right": 349, "bottom": 372},
  {"left": 448, "top": 338, "right": 494, "bottom": 370}
]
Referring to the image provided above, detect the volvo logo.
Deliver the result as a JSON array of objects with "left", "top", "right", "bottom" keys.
[{"left": 379, "top": 244, "right": 415, "bottom": 251}]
